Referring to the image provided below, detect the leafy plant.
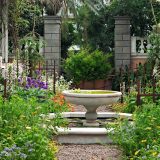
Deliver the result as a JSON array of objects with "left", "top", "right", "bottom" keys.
[
  {"left": 73, "top": 0, "right": 160, "bottom": 53},
  {"left": 20, "top": 34, "right": 44, "bottom": 76},
  {"left": 108, "top": 99, "right": 160, "bottom": 159},
  {"left": 55, "top": 75, "right": 72, "bottom": 94},
  {"left": 0, "top": 94, "right": 68, "bottom": 160},
  {"left": 148, "top": 32, "right": 160, "bottom": 77},
  {"left": 63, "top": 48, "right": 112, "bottom": 84}
]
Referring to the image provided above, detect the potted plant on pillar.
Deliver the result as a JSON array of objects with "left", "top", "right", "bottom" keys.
[{"left": 63, "top": 48, "right": 112, "bottom": 89}]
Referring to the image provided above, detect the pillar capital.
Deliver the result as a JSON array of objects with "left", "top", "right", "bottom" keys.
[
  {"left": 44, "top": 16, "right": 61, "bottom": 24},
  {"left": 114, "top": 16, "right": 131, "bottom": 25}
]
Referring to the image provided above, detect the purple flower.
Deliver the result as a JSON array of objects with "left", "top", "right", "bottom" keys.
[
  {"left": 27, "top": 77, "right": 31, "bottom": 82},
  {"left": 34, "top": 84, "right": 39, "bottom": 88},
  {"left": 4, "top": 147, "right": 12, "bottom": 152},
  {"left": 19, "top": 153, "right": 27, "bottom": 159},
  {"left": 37, "top": 80, "right": 41, "bottom": 84},
  {"left": 35, "top": 70, "right": 40, "bottom": 75},
  {"left": 25, "top": 141, "right": 33, "bottom": 147},
  {"left": 0, "top": 151, "right": 10, "bottom": 157},
  {"left": 42, "top": 85, "right": 48, "bottom": 89},
  {"left": 31, "top": 79, "right": 35, "bottom": 84},
  {"left": 12, "top": 145, "right": 21, "bottom": 151},
  {"left": 40, "top": 82, "right": 44, "bottom": 85},
  {"left": 28, "top": 148, "right": 34, "bottom": 152},
  {"left": 18, "top": 78, "right": 21, "bottom": 83},
  {"left": 25, "top": 84, "right": 30, "bottom": 89}
]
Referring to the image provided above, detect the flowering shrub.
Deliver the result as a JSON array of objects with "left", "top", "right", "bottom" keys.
[
  {"left": 0, "top": 95, "right": 67, "bottom": 160},
  {"left": 112, "top": 85, "right": 138, "bottom": 113},
  {"left": 108, "top": 101, "right": 160, "bottom": 159},
  {"left": 17, "top": 70, "right": 48, "bottom": 90},
  {"left": 55, "top": 75, "right": 72, "bottom": 93},
  {"left": 3, "top": 60, "right": 24, "bottom": 79},
  {"left": 51, "top": 93, "right": 74, "bottom": 112},
  {"left": 18, "top": 76, "right": 48, "bottom": 90}
]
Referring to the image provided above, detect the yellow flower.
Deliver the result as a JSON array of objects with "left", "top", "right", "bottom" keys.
[
  {"left": 7, "top": 136, "right": 12, "bottom": 140},
  {"left": 141, "top": 139, "right": 147, "bottom": 143},
  {"left": 26, "top": 126, "right": 31, "bottom": 130},
  {"left": 49, "top": 141, "right": 58, "bottom": 154},
  {"left": 32, "top": 111, "right": 37, "bottom": 115},
  {"left": 20, "top": 115, "right": 26, "bottom": 119},
  {"left": 145, "top": 127, "right": 152, "bottom": 130},
  {"left": 135, "top": 150, "right": 140, "bottom": 156},
  {"left": 152, "top": 151, "right": 157, "bottom": 157}
]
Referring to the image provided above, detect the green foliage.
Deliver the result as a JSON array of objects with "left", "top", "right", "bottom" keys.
[
  {"left": 75, "top": 5, "right": 115, "bottom": 52},
  {"left": 112, "top": 62, "right": 154, "bottom": 92},
  {"left": 12, "top": 86, "right": 51, "bottom": 102},
  {"left": 9, "top": 0, "right": 43, "bottom": 37},
  {"left": 20, "top": 35, "right": 44, "bottom": 61},
  {"left": 147, "top": 32, "right": 160, "bottom": 74},
  {"left": 109, "top": 0, "right": 160, "bottom": 36},
  {"left": 124, "top": 93, "right": 137, "bottom": 114},
  {"left": 108, "top": 101, "right": 160, "bottom": 159},
  {"left": 61, "top": 21, "right": 77, "bottom": 59},
  {"left": 55, "top": 75, "right": 72, "bottom": 94},
  {"left": 8, "top": 0, "right": 43, "bottom": 56},
  {"left": 20, "top": 35, "right": 44, "bottom": 75},
  {"left": 74, "top": 0, "right": 160, "bottom": 52},
  {"left": 0, "top": 93, "right": 68, "bottom": 159},
  {"left": 63, "top": 48, "right": 112, "bottom": 83}
]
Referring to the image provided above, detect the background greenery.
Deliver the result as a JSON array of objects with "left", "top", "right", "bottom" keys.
[{"left": 63, "top": 48, "right": 112, "bottom": 83}]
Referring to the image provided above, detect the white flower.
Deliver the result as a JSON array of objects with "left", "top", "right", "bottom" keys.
[{"left": 55, "top": 75, "right": 72, "bottom": 93}]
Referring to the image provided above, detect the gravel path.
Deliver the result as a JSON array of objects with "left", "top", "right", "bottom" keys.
[{"left": 57, "top": 144, "right": 122, "bottom": 160}]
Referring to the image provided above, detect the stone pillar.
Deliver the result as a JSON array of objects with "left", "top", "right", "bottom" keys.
[
  {"left": 0, "top": 35, "right": 2, "bottom": 57},
  {"left": 44, "top": 16, "right": 61, "bottom": 73},
  {"left": 114, "top": 16, "right": 131, "bottom": 71},
  {"left": 0, "top": 18, "right": 1, "bottom": 56},
  {"left": 1, "top": 0, "right": 8, "bottom": 63}
]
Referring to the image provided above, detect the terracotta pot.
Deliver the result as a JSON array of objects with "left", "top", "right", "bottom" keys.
[
  {"left": 76, "top": 79, "right": 112, "bottom": 90},
  {"left": 8, "top": 57, "right": 15, "bottom": 63}
]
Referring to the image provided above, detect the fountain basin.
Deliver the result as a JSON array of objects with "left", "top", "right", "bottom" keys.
[
  {"left": 63, "top": 90, "right": 122, "bottom": 107},
  {"left": 62, "top": 90, "right": 122, "bottom": 126}
]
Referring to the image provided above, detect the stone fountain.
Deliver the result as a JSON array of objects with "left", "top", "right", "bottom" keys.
[{"left": 62, "top": 90, "right": 122, "bottom": 126}]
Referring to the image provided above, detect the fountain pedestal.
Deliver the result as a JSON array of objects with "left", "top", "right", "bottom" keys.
[{"left": 84, "top": 106, "right": 99, "bottom": 126}]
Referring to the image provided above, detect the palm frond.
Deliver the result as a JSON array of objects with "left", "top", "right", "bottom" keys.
[{"left": 39, "top": 0, "right": 105, "bottom": 16}]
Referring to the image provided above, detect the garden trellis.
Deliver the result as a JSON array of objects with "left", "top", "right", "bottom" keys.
[
  {"left": 118, "top": 64, "right": 160, "bottom": 105},
  {"left": 1, "top": 58, "right": 59, "bottom": 99}
]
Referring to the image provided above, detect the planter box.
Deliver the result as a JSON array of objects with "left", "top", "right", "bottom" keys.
[
  {"left": 8, "top": 57, "right": 15, "bottom": 63},
  {"left": 76, "top": 79, "right": 112, "bottom": 90}
]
